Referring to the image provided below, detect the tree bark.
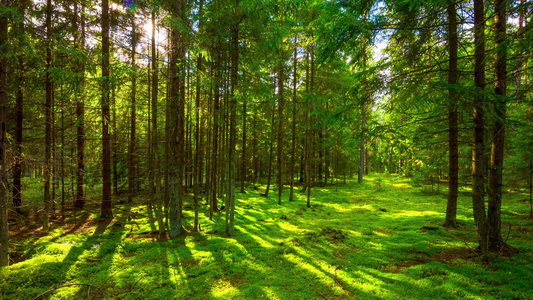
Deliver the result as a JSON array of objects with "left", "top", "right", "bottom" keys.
[
  {"left": 0, "top": 0, "right": 10, "bottom": 266},
  {"left": 101, "top": 0, "right": 113, "bottom": 219},
  {"left": 128, "top": 12, "right": 137, "bottom": 203},
  {"left": 210, "top": 39, "right": 221, "bottom": 213},
  {"left": 151, "top": 10, "right": 164, "bottom": 235},
  {"left": 193, "top": 0, "right": 204, "bottom": 232},
  {"left": 226, "top": 1, "right": 239, "bottom": 235},
  {"left": 13, "top": 12, "right": 23, "bottom": 214},
  {"left": 472, "top": 0, "right": 488, "bottom": 252},
  {"left": 264, "top": 102, "right": 276, "bottom": 198},
  {"left": 488, "top": 0, "right": 507, "bottom": 251},
  {"left": 277, "top": 46, "right": 285, "bottom": 205},
  {"left": 307, "top": 41, "right": 315, "bottom": 208},
  {"left": 240, "top": 76, "right": 247, "bottom": 193},
  {"left": 43, "top": 0, "right": 53, "bottom": 231},
  {"left": 74, "top": 2, "right": 86, "bottom": 209},
  {"left": 358, "top": 103, "right": 366, "bottom": 184},
  {"left": 445, "top": 0, "right": 458, "bottom": 228},
  {"left": 289, "top": 38, "right": 298, "bottom": 202},
  {"left": 168, "top": 0, "right": 185, "bottom": 237}
]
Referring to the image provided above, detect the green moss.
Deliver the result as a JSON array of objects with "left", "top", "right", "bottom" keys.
[{"left": 2, "top": 174, "right": 533, "bottom": 299}]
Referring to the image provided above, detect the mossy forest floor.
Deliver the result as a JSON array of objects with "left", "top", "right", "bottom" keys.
[{"left": 2, "top": 174, "right": 533, "bottom": 299}]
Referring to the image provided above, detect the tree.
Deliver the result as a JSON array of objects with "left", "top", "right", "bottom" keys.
[
  {"left": 168, "top": 0, "right": 185, "bottom": 238},
  {"left": 444, "top": 0, "right": 458, "bottom": 228},
  {"left": 74, "top": 1, "right": 86, "bottom": 209},
  {"left": 151, "top": 8, "right": 164, "bottom": 235},
  {"left": 289, "top": 36, "right": 298, "bottom": 202},
  {"left": 487, "top": 0, "right": 507, "bottom": 251},
  {"left": 0, "top": 0, "right": 9, "bottom": 267},
  {"left": 128, "top": 7, "right": 137, "bottom": 204},
  {"left": 226, "top": 0, "right": 240, "bottom": 236},
  {"left": 277, "top": 45, "right": 285, "bottom": 205},
  {"left": 43, "top": 0, "right": 53, "bottom": 231},
  {"left": 12, "top": 1, "right": 24, "bottom": 214},
  {"left": 101, "top": 0, "right": 113, "bottom": 219},
  {"left": 472, "top": 0, "right": 488, "bottom": 252}
]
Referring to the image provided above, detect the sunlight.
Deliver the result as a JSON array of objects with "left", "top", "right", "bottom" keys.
[{"left": 143, "top": 19, "right": 154, "bottom": 41}]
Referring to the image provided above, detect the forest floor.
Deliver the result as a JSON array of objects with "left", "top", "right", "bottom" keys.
[{"left": 1, "top": 174, "right": 533, "bottom": 299}]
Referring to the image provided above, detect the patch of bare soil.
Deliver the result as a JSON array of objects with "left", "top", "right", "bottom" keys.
[
  {"left": 9, "top": 210, "right": 100, "bottom": 240},
  {"left": 382, "top": 248, "right": 475, "bottom": 273}
]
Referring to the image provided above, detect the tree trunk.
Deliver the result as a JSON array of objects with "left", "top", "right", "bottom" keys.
[
  {"left": 488, "top": 0, "right": 507, "bottom": 251},
  {"left": 0, "top": 0, "right": 10, "bottom": 266},
  {"left": 168, "top": 1, "right": 185, "bottom": 237},
  {"left": 13, "top": 18, "right": 23, "bottom": 214},
  {"left": 128, "top": 13, "right": 137, "bottom": 203},
  {"left": 226, "top": 3, "right": 239, "bottom": 235},
  {"left": 264, "top": 103, "right": 276, "bottom": 198},
  {"left": 151, "top": 11, "right": 165, "bottom": 235},
  {"left": 44, "top": 0, "right": 53, "bottom": 231},
  {"left": 388, "top": 125, "right": 392, "bottom": 173},
  {"left": 252, "top": 114, "right": 257, "bottom": 185},
  {"left": 277, "top": 49, "right": 285, "bottom": 205},
  {"left": 101, "top": 0, "right": 113, "bottom": 219},
  {"left": 52, "top": 86, "right": 57, "bottom": 219},
  {"left": 289, "top": 38, "right": 298, "bottom": 202},
  {"left": 193, "top": 0, "right": 204, "bottom": 232},
  {"left": 60, "top": 87, "right": 65, "bottom": 218},
  {"left": 75, "top": 2, "right": 85, "bottom": 209},
  {"left": 358, "top": 103, "right": 366, "bottom": 184},
  {"left": 112, "top": 76, "right": 118, "bottom": 195},
  {"left": 445, "top": 0, "right": 459, "bottom": 228},
  {"left": 472, "top": 0, "right": 488, "bottom": 252},
  {"left": 240, "top": 78, "right": 247, "bottom": 193},
  {"left": 307, "top": 41, "right": 315, "bottom": 208},
  {"left": 211, "top": 39, "right": 221, "bottom": 213}
]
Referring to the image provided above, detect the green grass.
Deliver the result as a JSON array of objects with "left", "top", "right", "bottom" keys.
[{"left": 2, "top": 174, "right": 533, "bottom": 299}]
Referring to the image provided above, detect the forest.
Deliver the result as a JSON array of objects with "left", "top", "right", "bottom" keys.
[{"left": 0, "top": 0, "right": 532, "bottom": 298}]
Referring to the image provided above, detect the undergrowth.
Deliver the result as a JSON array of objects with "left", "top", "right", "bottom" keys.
[{"left": 1, "top": 174, "right": 532, "bottom": 299}]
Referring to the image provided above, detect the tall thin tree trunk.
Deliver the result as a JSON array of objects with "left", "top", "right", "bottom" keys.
[
  {"left": 324, "top": 103, "right": 330, "bottom": 184},
  {"left": 101, "top": 0, "right": 113, "bottom": 218},
  {"left": 147, "top": 66, "right": 152, "bottom": 199},
  {"left": 289, "top": 38, "right": 298, "bottom": 202},
  {"left": 307, "top": 41, "right": 315, "bottom": 208},
  {"left": 52, "top": 86, "right": 57, "bottom": 219},
  {"left": 193, "top": 0, "right": 204, "bottom": 232},
  {"left": 226, "top": 2, "right": 239, "bottom": 235},
  {"left": 211, "top": 39, "right": 221, "bottom": 213},
  {"left": 112, "top": 76, "right": 118, "bottom": 195},
  {"left": 529, "top": 161, "right": 533, "bottom": 218},
  {"left": 445, "top": 0, "right": 459, "bottom": 228},
  {"left": 277, "top": 49, "right": 285, "bottom": 205},
  {"left": 128, "top": 13, "right": 137, "bottom": 203},
  {"left": 358, "top": 103, "right": 366, "bottom": 184},
  {"left": 472, "top": 0, "right": 488, "bottom": 252},
  {"left": 152, "top": 11, "right": 164, "bottom": 235},
  {"left": 44, "top": 0, "right": 53, "bottom": 231},
  {"left": 75, "top": 2, "right": 85, "bottom": 209},
  {"left": 488, "top": 0, "right": 507, "bottom": 251},
  {"left": 264, "top": 103, "right": 276, "bottom": 198},
  {"left": 240, "top": 78, "right": 247, "bottom": 193},
  {"left": 13, "top": 17, "right": 23, "bottom": 214},
  {"left": 388, "top": 125, "right": 392, "bottom": 173},
  {"left": 60, "top": 89, "right": 65, "bottom": 218},
  {"left": 169, "top": 1, "right": 185, "bottom": 237},
  {"left": 0, "top": 0, "right": 10, "bottom": 266}
]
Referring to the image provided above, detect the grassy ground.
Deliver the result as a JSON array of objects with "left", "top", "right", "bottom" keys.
[{"left": 1, "top": 174, "right": 532, "bottom": 299}]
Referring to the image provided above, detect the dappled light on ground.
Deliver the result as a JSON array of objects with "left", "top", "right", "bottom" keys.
[{"left": 2, "top": 174, "right": 533, "bottom": 299}]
